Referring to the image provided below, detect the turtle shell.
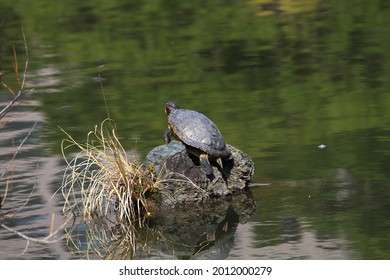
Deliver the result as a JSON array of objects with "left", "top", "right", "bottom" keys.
[{"left": 168, "top": 109, "right": 230, "bottom": 158}]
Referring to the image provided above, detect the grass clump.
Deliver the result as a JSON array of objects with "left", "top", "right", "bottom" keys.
[{"left": 61, "top": 119, "right": 159, "bottom": 227}]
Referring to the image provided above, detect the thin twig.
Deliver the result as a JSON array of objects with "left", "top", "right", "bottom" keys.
[
  {"left": 98, "top": 74, "right": 111, "bottom": 120},
  {"left": 0, "top": 121, "right": 38, "bottom": 181},
  {"left": 0, "top": 213, "right": 74, "bottom": 245},
  {"left": 19, "top": 29, "right": 29, "bottom": 92},
  {"left": 0, "top": 30, "right": 30, "bottom": 120},
  {"left": 12, "top": 45, "right": 19, "bottom": 86},
  {"left": 0, "top": 173, "right": 36, "bottom": 221}
]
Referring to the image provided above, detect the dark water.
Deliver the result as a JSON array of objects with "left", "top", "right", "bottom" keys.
[{"left": 1, "top": 0, "right": 390, "bottom": 259}]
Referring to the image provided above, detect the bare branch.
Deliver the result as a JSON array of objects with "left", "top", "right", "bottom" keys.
[
  {"left": 0, "top": 213, "right": 74, "bottom": 245},
  {"left": 0, "top": 121, "right": 38, "bottom": 182},
  {"left": 12, "top": 45, "right": 19, "bottom": 86},
  {"left": 0, "top": 171, "right": 36, "bottom": 221},
  {"left": 0, "top": 29, "right": 70, "bottom": 257},
  {"left": 1, "top": 81, "right": 15, "bottom": 96},
  {"left": 20, "top": 29, "right": 29, "bottom": 92},
  {"left": 1, "top": 167, "right": 74, "bottom": 252},
  {"left": 0, "top": 30, "right": 30, "bottom": 120}
]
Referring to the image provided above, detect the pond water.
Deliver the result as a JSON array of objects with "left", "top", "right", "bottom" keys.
[{"left": 1, "top": 0, "right": 390, "bottom": 259}]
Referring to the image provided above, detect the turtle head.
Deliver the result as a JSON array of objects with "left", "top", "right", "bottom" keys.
[{"left": 165, "top": 101, "right": 180, "bottom": 115}]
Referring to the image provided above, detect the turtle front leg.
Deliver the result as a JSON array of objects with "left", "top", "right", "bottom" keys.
[
  {"left": 163, "top": 129, "right": 172, "bottom": 144},
  {"left": 199, "top": 154, "right": 213, "bottom": 175}
]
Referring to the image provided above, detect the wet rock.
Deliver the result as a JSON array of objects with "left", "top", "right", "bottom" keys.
[
  {"left": 147, "top": 190, "right": 257, "bottom": 259},
  {"left": 144, "top": 141, "right": 255, "bottom": 206},
  {"left": 94, "top": 190, "right": 257, "bottom": 260}
]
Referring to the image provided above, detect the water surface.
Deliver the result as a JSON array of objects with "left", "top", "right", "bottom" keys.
[{"left": 1, "top": 0, "right": 390, "bottom": 259}]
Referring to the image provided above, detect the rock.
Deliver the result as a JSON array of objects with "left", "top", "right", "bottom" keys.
[
  {"left": 146, "top": 190, "right": 257, "bottom": 259},
  {"left": 99, "top": 190, "right": 257, "bottom": 259},
  {"left": 75, "top": 142, "right": 257, "bottom": 259},
  {"left": 144, "top": 141, "right": 255, "bottom": 206}
]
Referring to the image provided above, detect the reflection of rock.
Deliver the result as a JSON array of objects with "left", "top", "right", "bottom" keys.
[
  {"left": 145, "top": 141, "right": 255, "bottom": 205},
  {"left": 134, "top": 190, "right": 257, "bottom": 259},
  {"left": 73, "top": 190, "right": 256, "bottom": 260}
]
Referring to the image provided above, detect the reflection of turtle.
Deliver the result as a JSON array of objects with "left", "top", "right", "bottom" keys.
[{"left": 163, "top": 101, "right": 231, "bottom": 175}]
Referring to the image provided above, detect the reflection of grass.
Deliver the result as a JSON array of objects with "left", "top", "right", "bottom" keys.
[{"left": 61, "top": 119, "right": 160, "bottom": 227}]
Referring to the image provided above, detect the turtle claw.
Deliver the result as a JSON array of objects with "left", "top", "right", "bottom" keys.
[{"left": 199, "top": 154, "right": 213, "bottom": 175}]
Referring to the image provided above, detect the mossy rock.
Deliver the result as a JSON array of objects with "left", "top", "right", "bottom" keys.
[{"left": 144, "top": 141, "right": 255, "bottom": 206}]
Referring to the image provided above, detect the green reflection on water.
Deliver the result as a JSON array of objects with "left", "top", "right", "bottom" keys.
[{"left": 2, "top": 0, "right": 390, "bottom": 259}]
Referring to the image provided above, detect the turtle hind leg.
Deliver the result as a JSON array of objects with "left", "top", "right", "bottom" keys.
[
  {"left": 217, "top": 154, "right": 233, "bottom": 170},
  {"left": 199, "top": 154, "right": 213, "bottom": 175},
  {"left": 216, "top": 157, "right": 224, "bottom": 169}
]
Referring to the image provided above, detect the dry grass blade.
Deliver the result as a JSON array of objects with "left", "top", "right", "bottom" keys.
[
  {"left": 60, "top": 119, "right": 160, "bottom": 227},
  {"left": 60, "top": 119, "right": 164, "bottom": 257}
]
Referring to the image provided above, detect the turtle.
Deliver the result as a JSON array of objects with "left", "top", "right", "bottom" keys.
[{"left": 163, "top": 101, "right": 231, "bottom": 175}]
